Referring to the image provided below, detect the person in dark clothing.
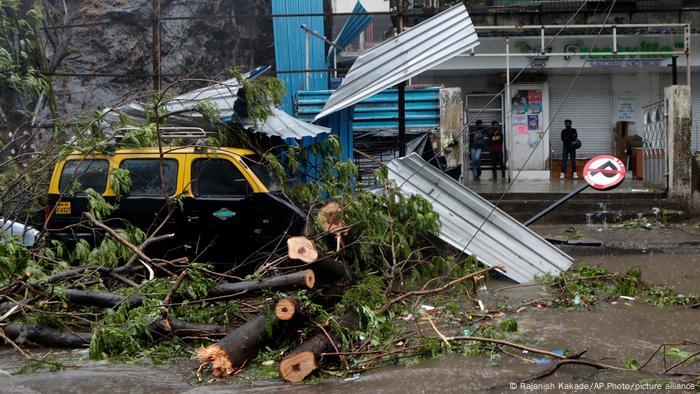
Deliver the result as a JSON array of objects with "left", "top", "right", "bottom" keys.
[
  {"left": 469, "top": 120, "right": 487, "bottom": 180},
  {"left": 560, "top": 119, "right": 578, "bottom": 179},
  {"left": 489, "top": 120, "right": 505, "bottom": 179}
]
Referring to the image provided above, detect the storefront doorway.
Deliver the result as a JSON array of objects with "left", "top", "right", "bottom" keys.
[{"left": 508, "top": 83, "right": 550, "bottom": 178}]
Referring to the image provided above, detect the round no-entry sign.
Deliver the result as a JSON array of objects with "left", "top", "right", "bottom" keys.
[{"left": 582, "top": 155, "right": 626, "bottom": 190}]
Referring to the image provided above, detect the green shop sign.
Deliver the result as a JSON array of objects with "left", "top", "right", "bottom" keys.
[{"left": 567, "top": 41, "right": 683, "bottom": 60}]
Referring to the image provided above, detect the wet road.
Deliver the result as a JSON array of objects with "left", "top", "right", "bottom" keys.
[{"left": 2, "top": 225, "right": 699, "bottom": 393}]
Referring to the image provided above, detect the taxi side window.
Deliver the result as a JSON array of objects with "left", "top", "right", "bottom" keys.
[
  {"left": 191, "top": 158, "right": 250, "bottom": 197},
  {"left": 59, "top": 159, "right": 109, "bottom": 194},
  {"left": 120, "top": 159, "right": 178, "bottom": 196}
]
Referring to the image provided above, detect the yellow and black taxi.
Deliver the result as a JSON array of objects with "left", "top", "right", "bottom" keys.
[{"left": 46, "top": 147, "right": 306, "bottom": 264}]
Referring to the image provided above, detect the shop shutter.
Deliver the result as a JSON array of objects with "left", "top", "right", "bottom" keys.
[
  {"left": 549, "top": 75, "right": 612, "bottom": 158},
  {"left": 692, "top": 76, "right": 700, "bottom": 153}
]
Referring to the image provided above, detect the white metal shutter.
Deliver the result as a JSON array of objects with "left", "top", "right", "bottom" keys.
[
  {"left": 692, "top": 75, "right": 700, "bottom": 153},
  {"left": 549, "top": 75, "right": 612, "bottom": 158}
]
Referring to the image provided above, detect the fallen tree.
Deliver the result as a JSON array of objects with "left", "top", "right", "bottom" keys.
[
  {"left": 279, "top": 310, "right": 358, "bottom": 382},
  {"left": 207, "top": 270, "right": 316, "bottom": 300},
  {"left": 196, "top": 313, "right": 279, "bottom": 377}
]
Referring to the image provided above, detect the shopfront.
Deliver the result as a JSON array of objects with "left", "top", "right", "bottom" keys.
[{"left": 416, "top": 27, "right": 698, "bottom": 180}]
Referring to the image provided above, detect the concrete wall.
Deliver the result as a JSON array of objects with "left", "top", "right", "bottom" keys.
[
  {"left": 666, "top": 85, "right": 692, "bottom": 207},
  {"left": 438, "top": 87, "right": 463, "bottom": 169},
  {"left": 331, "top": 0, "right": 388, "bottom": 12},
  {"left": 611, "top": 72, "right": 671, "bottom": 136}
]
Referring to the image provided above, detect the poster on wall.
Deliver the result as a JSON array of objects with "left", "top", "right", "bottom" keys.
[
  {"left": 527, "top": 115, "right": 539, "bottom": 130},
  {"left": 512, "top": 91, "right": 529, "bottom": 114},
  {"left": 528, "top": 90, "right": 542, "bottom": 114},
  {"left": 513, "top": 115, "right": 528, "bottom": 125},
  {"left": 615, "top": 96, "right": 637, "bottom": 123},
  {"left": 515, "top": 125, "right": 528, "bottom": 135}
]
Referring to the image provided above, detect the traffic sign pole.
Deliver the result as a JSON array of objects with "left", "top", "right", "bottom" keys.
[
  {"left": 523, "top": 183, "right": 589, "bottom": 226},
  {"left": 524, "top": 155, "right": 627, "bottom": 227}
]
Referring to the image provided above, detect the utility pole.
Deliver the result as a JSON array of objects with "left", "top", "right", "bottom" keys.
[
  {"left": 152, "top": 0, "right": 161, "bottom": 91},
  {"left": 397, "top": 0, "right": 406, "bottom": 157}
]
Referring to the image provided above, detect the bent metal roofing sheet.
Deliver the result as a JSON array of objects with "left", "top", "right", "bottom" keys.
[
  {"left": 387, "top": 153, "right": 574, "bottom": 283},
  {"left": 315, "top": 3, "right": 479, "bottom": 121},
  {"left": 104, "top": 67, "right": 328, "bottom": 139}
]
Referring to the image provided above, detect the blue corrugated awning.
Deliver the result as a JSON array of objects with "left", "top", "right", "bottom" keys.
[
  {"left": 297, "top": 87, "right": 440, "bottom": 130},
  {"left": 326, "top": 1, "right": 373, "bottom": 66}
]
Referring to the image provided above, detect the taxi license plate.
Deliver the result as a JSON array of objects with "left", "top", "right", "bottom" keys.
[{"left": 56, "top": 202, "right": 71, "bottom": 214}]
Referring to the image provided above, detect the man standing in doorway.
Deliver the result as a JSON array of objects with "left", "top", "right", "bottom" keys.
[
  {"left": 469, "top": 120, "right": 486, "bottom": 180},
  {"left": 560, "top": 119, "right": 578, "bottom": 179},
  {"left": 490, "top": 120, "right": 505, "bottom": 179}
]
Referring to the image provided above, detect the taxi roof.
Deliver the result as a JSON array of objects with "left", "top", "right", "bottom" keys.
[{"left": 64, "top": 146, "right": 256, "bottom": 159}]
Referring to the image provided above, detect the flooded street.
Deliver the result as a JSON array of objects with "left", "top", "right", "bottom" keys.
[{"left": 2, "top": 224, "right": 699, "bottom": 393}]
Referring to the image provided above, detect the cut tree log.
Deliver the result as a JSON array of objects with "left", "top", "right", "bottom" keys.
[
  {"left": 207, "top": 270, "right": 315, "bottom": 300},
  {"left": 287, "top": 237, "right": 318, "bottom": 263},
  {"left": 318, "top": 202, "right": 347, "bottom": 234},
  {"left": 196, "top": 313, "right": 278, "bottom": 378},
  {"left": 318, "top": 202, "right": 350, "bottom": 252},
  {"left": 275, "top": 297, "right": 298, "bottom": 321},
  {"left": 148, "top": 318, "right": 231, "bottom": 339},
  {"left": 3, "top": 323, "right": 91, "bottom": 348},
  {"left": 279, "top": 310, "right": 358, "bottom": 382},
  {"left": 61, "top": 289, "right": 143, "bottom": 309}
]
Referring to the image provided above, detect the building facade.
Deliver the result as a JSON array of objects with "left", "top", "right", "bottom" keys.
[{"left": 415, "top": 30, "right": 699, "bottom": 177}]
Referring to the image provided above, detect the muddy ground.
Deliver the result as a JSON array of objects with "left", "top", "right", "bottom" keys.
[{"left": 1, "top": 223, "right": 699, "bottom": 394}]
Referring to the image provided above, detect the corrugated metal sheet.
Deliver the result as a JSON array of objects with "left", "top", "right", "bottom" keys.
[
  {"left": 326, "top": 1, "right": 373, "bottom": 65},
  {"left": 111, "top": 66, "right": 267, "bottom": 123},
  {"left": 104, "top": 69, "right": 329, "bottom": 139},
  {"left": 256, "top": 107, "right": 330, "bottom": 139},
  {"left": 387, "top": 153, "right": 573, "bottom": 283},
  {"left": 315, "top": 4, "right": 479, "bottom": 121},
  {"left": 549, "top": 75, "right": 612, "bottom": 157},
  {"left": 164, "top": 78, "right": 241, "bottom": 120},
  {"left": 297, "top": 88, "right": 440, "bottom": 130},
  {"left": 272, "top": 0, "right": 328, "bottom": 114}
]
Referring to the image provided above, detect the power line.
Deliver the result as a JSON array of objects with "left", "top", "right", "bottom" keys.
[
  {"left": 390, "top": 0, "right": 616, "bottom": 288},
  {"left": 39, "top": 68, "right": 350, "bottom": 79},
  {"left": 450, "top": 0, "right": 618, "bottom": 275},
  {"left": 39, "top": 12, "right": 394, "bottom": 31}
]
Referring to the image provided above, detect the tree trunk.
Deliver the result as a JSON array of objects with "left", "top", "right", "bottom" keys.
[
  {"left": 312, "top": 260, "right": 353, "bottom": 286},
  {"left": 207, "top": 270, "right": 315, "bottom": 300},
  {"left": 279, "top": 310, "right": 358, "bottom": 382},
  {"left": 148, "top": 318, "right": 231, "bottom": 339},
  {"left": 3, "top": 324, "right": 91, "bottom": 348},
  {"left": 61, "top": 289, "right": 143, "bottom": 309},
  {"left": 275, "top": 297, "right": 298, "bottom": 321},
  {"left": 287, "top": 236, "right": 318, "bottom": 263},
  {"left": 196, "top": 313, "right": 277, "bottom": 378}
]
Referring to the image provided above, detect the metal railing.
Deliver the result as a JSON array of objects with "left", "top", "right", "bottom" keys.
[{"left": 642, "top": 100, "right": 667, "bottom": 189}]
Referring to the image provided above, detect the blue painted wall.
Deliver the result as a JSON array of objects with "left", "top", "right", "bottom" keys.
[
  {"left": 272, "top": 0, "right": 328, "bottom": 114},
  {"left": 316, "top": 107, "right": 355, "bottom": 161},
  {"left": 295, "top": 87, "right": 441, "bottom": 130}
]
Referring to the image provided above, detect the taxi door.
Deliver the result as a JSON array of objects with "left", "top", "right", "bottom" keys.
[{"left": 182, "top": 153, "right": 256, "bottom": 262}]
